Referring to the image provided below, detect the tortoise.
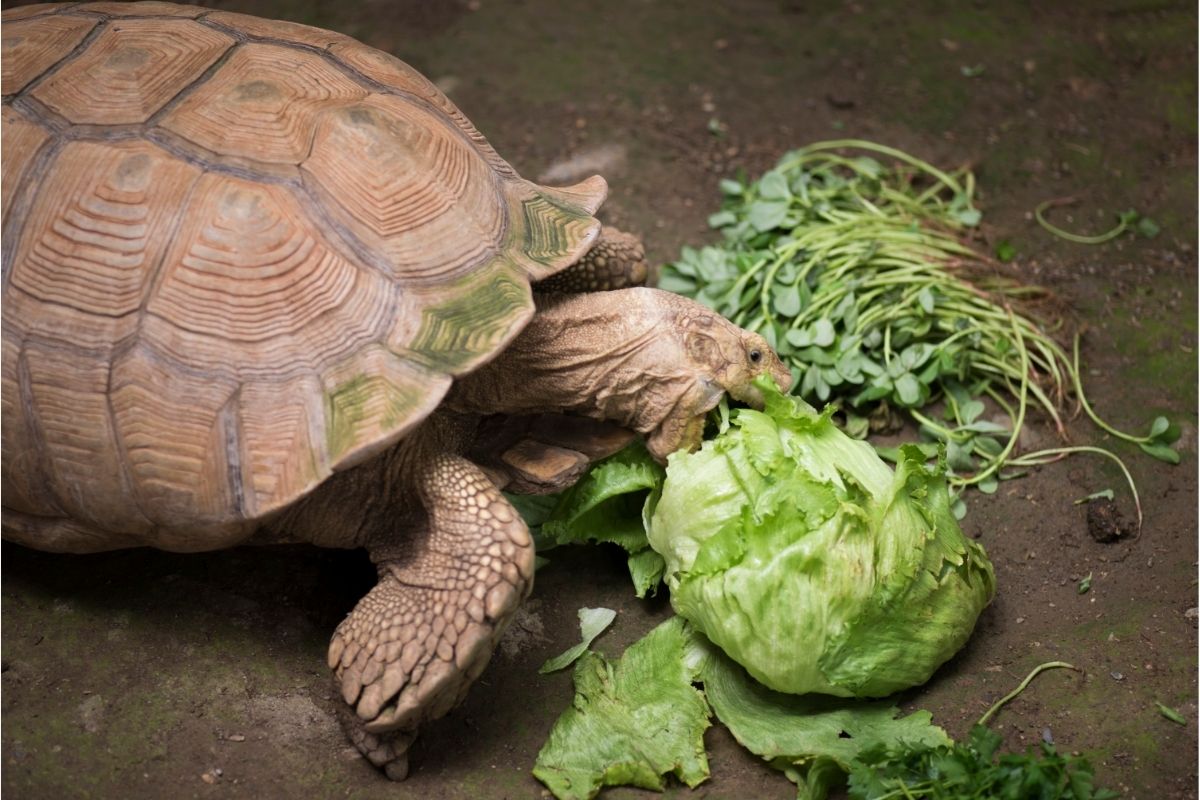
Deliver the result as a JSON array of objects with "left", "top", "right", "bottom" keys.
[{"left": 0, "top": 1, "right": 791, "bottom": 780}]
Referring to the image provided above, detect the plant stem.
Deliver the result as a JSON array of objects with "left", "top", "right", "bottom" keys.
[
  {"left": 1010, "top": 445, "right": 1143, "bottom": 532},
  {"left": 977, "top": 661, "right": 1079, "bottom": 728},
  {"left": 1035, "top": 198, "right": 1129, "bottom": 244}
]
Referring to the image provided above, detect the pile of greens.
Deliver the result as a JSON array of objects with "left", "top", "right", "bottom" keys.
[
  {"left": 658, "top": 140, "right": 1178, "bottom": 510},
  {"left": 534, "top": 616, "right": 1113, "bottom": 800},
  {"left": 533, "top": 379, "right": 994, "bottom": 695},
  {"left": 527, "top": 382, "right": 1001, "bottom": 797},
  {"left": 521, "top": 141, "right": 1156, "bottom": 799}
]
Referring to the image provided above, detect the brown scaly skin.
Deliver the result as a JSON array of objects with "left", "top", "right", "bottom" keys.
[
  {"left": 276, "top": 287, "right": 789, "bottom": 779},
  {"left": 447, "top": 287, "right": 792, "bottom": 462},
  {"left": 270, "top": 411, "right": 534, "bottom": 781},
  {"left": 533, "top": 227, "right": 648, "bottom": 292}
]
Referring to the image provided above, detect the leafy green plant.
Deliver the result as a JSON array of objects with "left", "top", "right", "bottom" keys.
[
  {"left": 659, "top": 139, "right": 1179, "bottom": 518},
  {"left": 847, "top": 724, "right": 1118, "bottom": 800},
  {"left": 847, "top": 662, "right": 1118, "bottom": 799},
  {"left": 646, "top": 378, "right": 995, "bottom": 698}
]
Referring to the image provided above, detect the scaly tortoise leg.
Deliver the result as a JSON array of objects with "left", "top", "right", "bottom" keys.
[
  {"left": 328, "top": 453, "right": 534, "bottom": 780},
  {"left": 534, "top": 226, "right": 648, "bottom": 292}
]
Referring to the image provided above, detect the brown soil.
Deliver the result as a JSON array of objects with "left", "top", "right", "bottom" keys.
[{"left": 2, "top": 1, "right": 1196, "bottom": 799}]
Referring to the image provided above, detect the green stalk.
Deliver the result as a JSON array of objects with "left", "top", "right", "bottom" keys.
[
  {"left": 958, "top": 311, "right": 1028, "bottom": 488},
  {"left": 977, "top": 662, "right": 1079, "bottom": 727},
  {"left": 1068, "top": 334, "right": 1156, "bottom": 445},
  {"left": 782, "top": 139, "right": 967, "bottom": 197},
  {"left": 1009, "top": 445, "right": 1143, "bottom": 532},
  {"left": 1035, "top": 198, "right": 1129, "bottom": 244}
]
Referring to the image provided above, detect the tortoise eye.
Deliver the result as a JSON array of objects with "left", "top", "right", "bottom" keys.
[{"left": 749, "top": 348, "right": 763, "bottom": 363}]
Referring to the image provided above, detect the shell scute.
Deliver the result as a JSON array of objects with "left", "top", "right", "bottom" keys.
[
  {"left": 8, "top": 139, "right": 203, "bottom": 348},
  {"left": 403, "top": 264, "right": 534, "bottom": 375},
  {"left": 327, "top": 40, "right": 516, "bottom": 178},
  {"left": 109, "top": 343, "right": 242, "bottom": 528},
  {"left": 142, "top": 172, "right": 393, "bottom": 379},
  {"left": 1, "top": 331, "right": 58, "bottom": 517},
  {"left": 512, "top": 186, "right": 604, "bottom": 279},
  {"left": 0, "top": 4, "right": 75, "bottom": 23},
  {"left": 238, "top": 374, "right": 329, "bottom": 518},
  {"left": 84, "top": 2, "right": 207, "bottom": 17},
  {"left": 301, "top": 95, "right": 504, "bottom": 286},
  {"left": 159, "top": 42, "right": 366, "bottom": 166},
  {"left": 204, "top": 9, "right": 357, "bottom": 50},
  {"left": 321, "top": 345, "right": 451, "bottom": 471},
  {"left": 32, "top": 18, "right": 232, "bottom": 125},
  {"left": 1, "top": 106, "right": 51, "bottom": 220},
  {"left": 2, "top": 13, "right": 97, "bottom": 96},
  {"left": 22, "top": 341, "right": 153, "bottom": 535}
]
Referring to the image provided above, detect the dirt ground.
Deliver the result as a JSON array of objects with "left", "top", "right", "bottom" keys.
[{"left": 2, "top": 1, "right": 1196, "bottom": 798}]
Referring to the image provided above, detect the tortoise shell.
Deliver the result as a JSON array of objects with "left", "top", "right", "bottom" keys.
[{"left": 1, "top": 2, "right": 606, "bottom": 552}]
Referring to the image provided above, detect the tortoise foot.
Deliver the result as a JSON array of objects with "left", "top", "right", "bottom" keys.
[{"left": 327, "top": 453, "right": 534, "bottom": 778}]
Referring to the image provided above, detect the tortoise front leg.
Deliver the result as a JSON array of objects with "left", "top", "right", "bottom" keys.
[
  {"left": 534, "top": 226, "right": 648, "bottom": 292},
  {"left": 328, "top": 453, "right": 534, "bottom": 780}
]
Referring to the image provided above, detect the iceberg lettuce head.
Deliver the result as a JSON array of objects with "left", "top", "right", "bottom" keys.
[{"left": 646, "top": 380, "right": 996, "bottom": 698}]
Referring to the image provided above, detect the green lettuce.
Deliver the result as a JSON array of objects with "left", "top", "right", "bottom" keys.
[
  {"left": 691, "top": 633, "right": 951, "bottom": 800},
  {"left": 539, "top": 607, "right": 618, "bottom": 674},
  {"left": 534, "top": 442, "right": 666, "bottom": 598},
  {"left": 647, "top": 379, "right": 995, "bottom": 698},
  {"left": 533, "top": 617, "right": 711, "bottom": 799}
]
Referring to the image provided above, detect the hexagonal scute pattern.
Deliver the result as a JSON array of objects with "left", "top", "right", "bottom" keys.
[
  {"left": 302, "top": 95, "right": 505, "bottom": 285},
  {"left": 142, "top": 172, "right": 395, "bottom": 380},
  {"left": 7, "top": 139, "right": 203, "bottom": 349},
  {"left": 1, "top": 14, "right": 97, "bottom": 96},
  {"left": 0, "top": 5, "right": 606, "bottom": 547},
  {"left": 160, "top": 43, "right": 368, "bottom": 165},
  {"left": 31, "top": 18, "right": 233, "bottom": 125}
]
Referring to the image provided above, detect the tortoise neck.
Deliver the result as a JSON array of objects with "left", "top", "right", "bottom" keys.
[{"left": 443, "top": 289, "right": 662, "bottom": 430}]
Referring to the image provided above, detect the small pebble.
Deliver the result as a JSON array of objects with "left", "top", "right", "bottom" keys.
[
  {"left": 1184, "top": 607, "right": 1198, "bottom": 621},
  {"left": 228, "top": 734, "right": 245, "bottom": 742},
  {"left": 1111, "top": 671, "right": 1124, "bottom": 681},
  {"left": 1042, "top": 727, "right": 1054, "bottom": 744}
]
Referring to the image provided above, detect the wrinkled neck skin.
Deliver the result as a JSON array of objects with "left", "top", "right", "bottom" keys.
[{"left": 445, "top": 288, "right": 709, "bottom": 438}]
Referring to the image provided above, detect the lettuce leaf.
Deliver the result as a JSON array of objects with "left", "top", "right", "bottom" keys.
[
  {"left": 533, "top": 617, "right": 711, "bottom": 799},
  {"left": 535, "top": 441, "right": 666, "bottom": 597},
  {"left": 691, "top": 633, "right": 951, "bottom": 800},
  {"left": 539, "top": 607, "right": 618, "bottom": 674}
]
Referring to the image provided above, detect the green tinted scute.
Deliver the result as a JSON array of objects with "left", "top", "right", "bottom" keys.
[{"left": 409, "top": 265, "right": 532, "bottom": 373}]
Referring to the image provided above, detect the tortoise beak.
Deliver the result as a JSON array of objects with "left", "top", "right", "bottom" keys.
[
  {"left": 729, "top": 348, "right": 793, "bottom": 409},
  {"left": 769, "top": 357, "right": 794, "bottom": 395}
]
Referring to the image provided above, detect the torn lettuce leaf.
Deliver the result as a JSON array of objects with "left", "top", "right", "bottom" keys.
[
  {"left": 539, "top": 607, "right": 618, "bottom": 674},
  {"left": 691, "top": 633, "right": 952, "bottom": 800},
  {"left": 533, "top": 617, "right": 711, "bottom": 800},
  {"left": 531, "top": 441, "right": 666, "bottom": 598},
  {"left": 648, "top": 378, "right": 996, "bottom": 698}
]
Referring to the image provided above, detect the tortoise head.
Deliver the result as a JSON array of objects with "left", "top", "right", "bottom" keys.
[{"left": 675, "top": 297, "right": 793, "bottom": 408}]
